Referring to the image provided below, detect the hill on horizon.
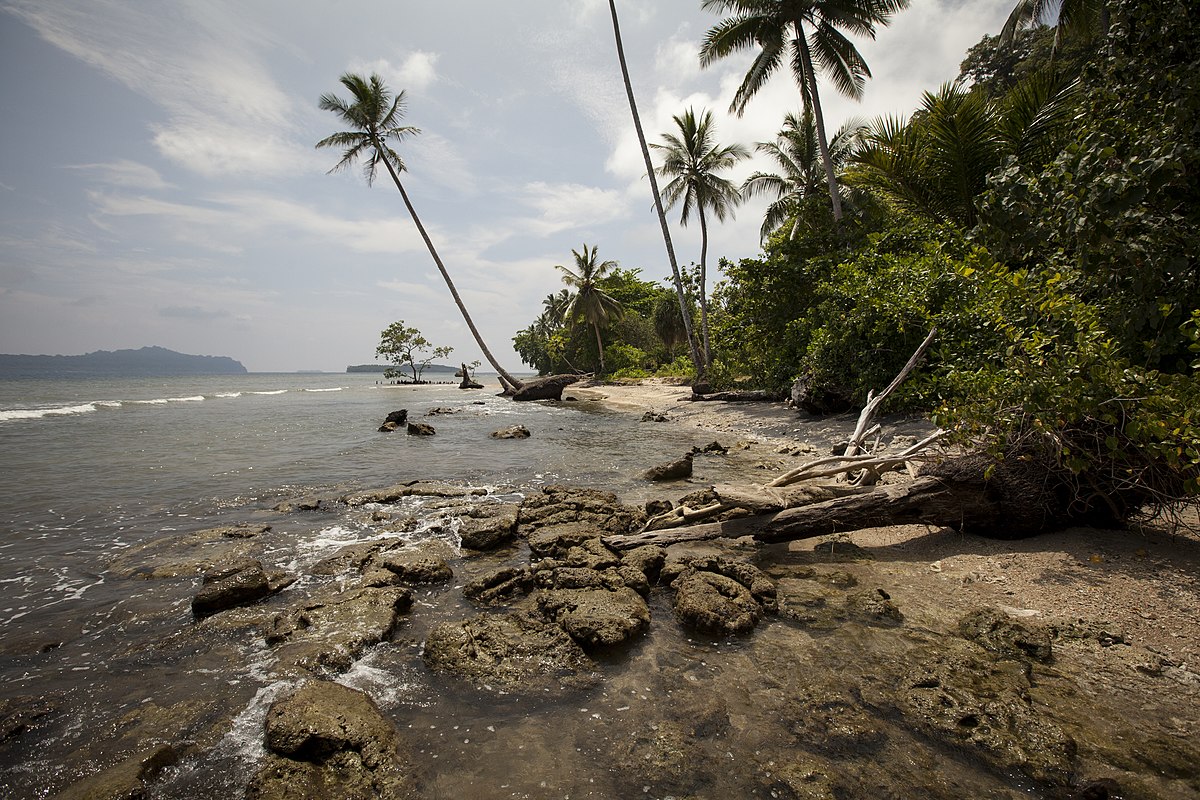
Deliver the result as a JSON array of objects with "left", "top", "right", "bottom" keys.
[{"left": 0, "top": 346, "right": 248, "bottom": 378}]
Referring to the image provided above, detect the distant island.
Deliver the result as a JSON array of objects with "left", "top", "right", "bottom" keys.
[
  {"left": 346, "top": 363, "right": 459, "bottom": 374},
  {"left": 0, "top": 346, "right": 248, "bottom": 378}
]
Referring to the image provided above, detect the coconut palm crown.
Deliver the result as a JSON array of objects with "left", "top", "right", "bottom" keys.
[
  {"left": 316, "top": 72, "right": 524, "bottom": 392},
  {"left": 556, "top": 244, "right": 624, "bottom": 375}
]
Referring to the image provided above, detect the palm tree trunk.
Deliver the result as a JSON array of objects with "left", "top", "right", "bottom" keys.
[
  {"left": 375, "top": 146, "right": 524, "bottom": 393},
  {"left": 593, "top": 322, "right": 606, "bottom": 375},
  {"left": 608, "top": 0, "right": 705, "bottom": 381},
  {"left": 795, "top": 27, "right": 844, "bottom": 222},
  {"left": 698, "top": 208, "right": 712, "bottom": 371}
]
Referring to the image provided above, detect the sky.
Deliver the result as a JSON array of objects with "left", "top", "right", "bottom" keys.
[{"left": 0, "top": 0, "right": 1011, "bottom": 373}]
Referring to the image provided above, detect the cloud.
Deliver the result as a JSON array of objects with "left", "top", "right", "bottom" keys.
[
  {"left": 159, "top": 305, "right": 232, "bottom": 321},
  {"left": 518, "top": 181, "right": 629, "bottom": 236},
  {"left": 63, "top": 159, "right": 173, "bottom": 190}
]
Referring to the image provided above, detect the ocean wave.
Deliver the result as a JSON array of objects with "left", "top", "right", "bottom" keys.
[
  {"left": 132, "top": 395, "right": 206, "bottom": 405},
  {"left": 302, "top": 387, "right": 346, "bottom": 393},
  {"left": 250, "top": 390, "right": 287, "bottom": 396},
  {"left": 0, "top": 403, "right": 103, "bottom": 422},
  {"left": 215, "top": 392, "right": 242, "bottom": 398}
]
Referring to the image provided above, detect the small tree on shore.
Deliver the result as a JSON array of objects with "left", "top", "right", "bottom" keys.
[{"left": 376, "top": 321, "right": 453, "bottom": 383}]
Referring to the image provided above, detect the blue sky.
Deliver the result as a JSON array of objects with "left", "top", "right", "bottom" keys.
[{"left": 0, "top": 0, "right": 1010, "bottom": 372}]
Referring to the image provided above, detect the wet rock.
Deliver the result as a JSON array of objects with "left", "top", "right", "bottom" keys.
[
  {"left": 52, "top": 744, "right": 182, "bottom": 800},
  {"left": 108, "top": 523, "right": 271, "bottom": 580},
  {"left": 672, "top": 570, "right": 763, "bottom": 635},
  {"left": 343, "top": 482, "right": 487, "bottom": 506},
  {"left": 776, "top": 583, "right": 841, "bottom": 629},
  {"left": 457, "top": 504, "right": 519, "bottom": 550},
  {"left": 273, "top": 495, "right": 336, "bottom": 513},
  {"left": 0, "top": 695, "right": 56, "bottom": 744},
  {"left": 490, "top": 424, "right": 531, "bottom": 439},
  {"left": 462, "top": 567, "right": 535, "bottom": 606},
  {"left": 641, "top": 411, "right": 668, "bottom": 422},
  {"left": 812, "top": 539, "right": 873, "bottom": 561},
  {"left": 692, "top": 441, "right": 729, "bottom": 455},
  {"left": 310, "top": 542, "right": 383, "bottom": 576},
  {"left": 191, "top": 559, "right": 280, "bottom": 619},
  {"left": 844, "top": 588, "right": 903, "bottom": 625},
  {"left": 267, "top": 586, "right": 413, "bottom": 677},
  {"left": 644, "top": 452, "right": 693, "bottom": 481},
  {"left": 784, "top": 689, "right": 888, "bottom": 757},
  {"left": 621, "top": 545, "right": 667, "bottom": 585},
  {"left": 425, "top": 407, "right": 458, "bottom": 416},
  {"left": 371, "top": 550, "right": 453, "bottom": 585},
  {"left": 247, "top": 680, "right": 417, "bottom": 800},
  {"left": 539, "top": 586, "right": 650, "bottom": 648},
  {"left": 378, "top": 409, "right": 408, "bottom": 432},
  {"left": 517, "top": 485, "right": 644, "bottom": 537},
  {"left": 665, "top": 556, "right": 777, "bottom": 611},
  {"left": 644, "top": 498, "right": 673, "bottom": 517},
  {"left": 406, "top": 422, "right": 435, "bottom": 436},
  {"left": 423, "top": 611, "right": 595, "bottom": 691},
  {"left": 958, "top": 607, "right": 1052, "bottom": 662}
]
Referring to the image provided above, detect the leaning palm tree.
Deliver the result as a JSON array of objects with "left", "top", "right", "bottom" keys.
[
  {"left": 700, "top": 0, "right": 910, "bottom": 222},
  {"left": 556, "top": 245, "right": 624, "bottom": 375},
  {"left": 1001, "top": 0, "right": 1109, "bottom": 51},
  {"left": 607, "top": 0, "right": 704, "bottom": 380},
  {"left": 651, "top": 107, "right": 749, "bottom": 370},
  {"left": 742, "top": 110, "right": 863, "bottom": 240},
  {"left": 316, "top": 72, "right": 524, "bottom": 393}
]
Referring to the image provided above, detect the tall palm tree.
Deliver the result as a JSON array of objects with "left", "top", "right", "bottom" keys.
[
  {"left": 1001, "top": 0, "right": 1109, "bottom": 51},
  {"left": 742, "top": 109, "right": 863, "bottom": 240},
  {"left": 700, "top": 0, "right": 909, "bottom": 222},
  {"left": 316, "top": 72, "right": 524, "bottom": 393},
  {"left": 556, "top": 244, "right": 624, "bottom": 375},
  {"left": 651, "top": 107, "right": 749, "bottom": 370},
  {"left": 607, "top": 0, "right": 704, "bottom": 380}
]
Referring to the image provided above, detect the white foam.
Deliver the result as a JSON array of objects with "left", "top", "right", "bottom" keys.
[
  {"left": 250, "top": 390, "right": 287, "bottom": 395},
  {"left": 215, "top": 392, "right": 242, "bottom": 398},
  {"left": 132, "top": 395, "right": 205, "bottom": 405},
  {"left": 0, "top": 403, "right": 99, "bottom": 421},
  {"left": 303, "top": 387, "right": 346, "bottom": 393}
]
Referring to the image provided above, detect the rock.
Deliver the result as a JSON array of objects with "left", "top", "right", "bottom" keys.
[
  {"left": 643, "top": 452, "right": 694, "bottom": 481},
  {"left": 462, "top": 567, "right": 535, "bottom": 605},
  {"left": 692, "top": 441, "right": 729, "bottom": 455},
  {"left": 406, "top": 422, "right": 435, "bottom": 436},
  {"left": 641, "top": 411, "right": 668, "bottom": 422},
  {"left": 844, "top": 588, "right": 903, "bottom": 625},
  {"left": 511, "top": 374, "right": 580, "bottom": 401},
  {"left": 789, "top": 373, "right": 851, "bottom": 414},
  {"left": 425, "top": 407, "right": 458, "bottom": 416},
  {"left": 423, "top": 611, "right": 595, "bottom": 691},
  {"left": 672, "top": 570, "right": 763, "bottom": 635},
  {"left": 191, "top": 559, "right": 279, "bottom": 619},
  {"left": 665, "top": 556, "right": 777, "bottom": 611},
  {"left": 372, "top": 550, "right": 453, "bottom": 585},
  {"left": 957, "top": 607, "right": 1052, "bottom": 662},
  {"left": 247, "top": 680, "right": 417, "bottom": 800},
  {"left": 644, "top": 499, "right": 673, "bottom": 517},
  {"left": 108, "top": 523, "right": 271, "bottom": 580},
  {"left": 310, "top": 542, "right": 384, "bottom": 576},
  {"left": 378, "top": 409, "right": 408, "bottom": 432},
  {"left": 343, "top": 482, "right": 487, "bottom": 506},
  {"left": 517, "top": 485, "right": 645, "bottom": 537},
  {"left": 52, "top": 744, "right": 182, "bottom": 800},
  {"left": 490, "top": 424, "right": 531, "bottom": 439},
  {"left": 621, "top": 545, "right": 667, "bottom": 585},
  {"left": 267, "top": 586, "right": 413, "bottom": 677},
  {"left": 457, "top": 504, "right": 519, "bottom": 550},
  {"left": 539, "top": 586, "right": 650, "bottom": 648}
]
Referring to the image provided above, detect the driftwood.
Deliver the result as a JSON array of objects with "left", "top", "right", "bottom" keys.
[{"left": 683, "top": 390, "right": 776, "bottom": 402}]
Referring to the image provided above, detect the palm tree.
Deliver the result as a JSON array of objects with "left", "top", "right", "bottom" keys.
[
  {"left": 651, "top": 108, "right": 749, "bottom": 370},
  {"left": 700, "top": 0, "right": 909, "bottom": 222},
  {"left": 316, "top": 72, "right": 524, "bottom": 393},
  {"left": 607, "top": 0, "right": 704, "bottom": 380},
  {"left": 556, "top": 244, "right": 624, "bottom": 375},
  {"left": 742, "top": 109, "right": 864, "bottom": 240},
  {"left": 1001, "top": 0, "right": 1109, "bottom": 51}
]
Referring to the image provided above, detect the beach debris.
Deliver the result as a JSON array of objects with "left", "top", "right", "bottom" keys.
[
  {"left": 458, "top": 362, "right": 484, "bottom": 389},
  {"left": 378, "top": 409, "right": 408, "bottom": 431},
  {"left": 643, "top": 452, "right": 693, "bottom": 481},
  {"left": 406, "top": 421, "right": 435, "bottom": 436},
  {"left": 490, "top": 424, "right": 531, "bottom": 439},
  {"left": 511, "top": 373, "right": 580, "bottom": 401}
]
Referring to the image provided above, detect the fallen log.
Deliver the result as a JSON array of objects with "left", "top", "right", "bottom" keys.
[{"left": 683, "top": 390, "right": 776, "bottom": 402}]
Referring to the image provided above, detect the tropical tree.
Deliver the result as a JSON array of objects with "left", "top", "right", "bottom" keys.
[
  {"left": 651, "top": 107, "right": 749, "bottom": 370},
  {"left": 556, "top": 244, "right": 624, "bottom": 375},
  {"left": 700, "top": 0, "right": 910, "bottom": 222},
  {"left": 742, "top": 110, "right": 864, "bottom": 240},
  {"left": 376, "top": 321, "right": 453, "bottom": 383},
  {"left": 316, "top": 72, "right": 524, "bottom": 393},
  {"left": 607, "top": 0, "right": 704, "bottom": 380},
  {"left": 1001, "top": 0, "right": 1109, "bottom": 51}
]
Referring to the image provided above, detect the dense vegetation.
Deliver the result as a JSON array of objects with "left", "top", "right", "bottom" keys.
[{"left": 513, "top": 0, "right": 1198, "bottom": 514}]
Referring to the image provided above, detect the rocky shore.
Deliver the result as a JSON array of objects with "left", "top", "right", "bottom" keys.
[{"left": 6, "top": 379, "right": 1199, "bottom": 799}]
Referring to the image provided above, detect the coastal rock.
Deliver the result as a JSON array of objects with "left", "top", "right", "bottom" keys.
[
  {"left": 643, "top": 452, "right": 693, "bottom": 482},
  {"left": 191, "top": 559, "right": 280, "bottom": 619},
  {"left": 511, "top": 374, "right": 580, "bottom": 401},
  {"left": 957, "top": 607, "right": 1053, "bottom": 662},
  {"left": 641, "top": 411, "right": 668, "bottom": 422},
  {"left": 490, "top": 424, "right": 531, "bottom": 439},
  {"left": 108, "top": 523, "right": 270, "bottom": 580},
  {"left": 538, "top": 585, "right": 650, "bottom": 648},
  {"left": 247, "top": 680, "right": 418, "bottom": 800},
  {"left": 424, "top": 406, "right": 458, "bottom": 416},
  {"left": 517, "top": 485, "right": 644, "bottom": 538},
  {"left": 457, "top": 504, "right": 519, "bottom": 550},
  {"left": 423, "top": 611, "right": 595, "bottom": 691},
  {"left": 51, "top": 744, "right": 182, "bottom": 800},
  {"left": 267, "top": 586, "right": 413, "bottom": 677},
  {"left": 371, "top": 550, "right": 453, "bottom": 585},
  {"left": 462, "top": 567, "right": 535, "bottom": 606},
  {"left": 342, "top": 482, "right": 487, "bottom": 506},
  {"left": 406, "top": 422, "right": 435, "bottom": 436},
  {"left": 789, "top": 373, "right": 852, "bottom": 414},
  {"left": 672, "top": 570, "right": 763, "bottom": 635},
  {"left": 844, "top": 588, "right": 903, "bottom": 625},
  {"left": 621, "top": 545, "right": 667, "bottom": 585},
  {"left": 378, "top": 409, "right": 408, "bottom": 432}
]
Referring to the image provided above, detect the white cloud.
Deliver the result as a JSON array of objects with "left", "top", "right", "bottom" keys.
[
  {"left": 63, "top": 160, "right": 173, "bottom": 190},
  {"left": 518, "top": 181, "right": 629, "bottom": 236}
]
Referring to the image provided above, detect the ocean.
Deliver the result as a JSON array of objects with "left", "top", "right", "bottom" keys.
[{"left": 0, "top": 372, "right": 746, "bottom": 798}]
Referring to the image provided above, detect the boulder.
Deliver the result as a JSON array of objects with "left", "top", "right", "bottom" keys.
[
  {"left": 490, "top": 424, "right": 531, "bottom": 439},
  {"left": 423, "top": 611, "right": 595, "bottom": 691},
  {"left": 247, "top": 680, "right": 417, "bottom": 800},
  {"left": 672, "top": 570, "right": 763, "bottom": 635},
  {"left": 641, "top": 411, "right": 668, "bottom": 422},
  {"left": 378, "top": 409, "right": 408, "bottom": 432},
  {"left": 462, "top": 567, "right": 535, "bottom": 605},
  {"left": 643, "top": 452, "right": 693, "bottom": 482},
  {"left": 108, "top": 524, "right": 270, "bottom": 580},
  {"left": 517, "top": 485, "right": 645, "bottom": 537},
  {"left": 457, "top": 505, "right": 519, "bottom": 550},
  {"left": 511, "top": 374, "right": 580, "bottom": 401},
  {"left": 539, "top": 586, "right": 650, "bottom": 648},
  {"left": 406, "top": 422, "right": 435, "bottom": 436},
  {"left": 790, "top": 373, "right": 852, "bottom": 414},
  {"left": 191, "top": 559, "right": 280, "bottom": 619},
  {"left": 371, "top": 550, "right": 453, "bottom": 585}
]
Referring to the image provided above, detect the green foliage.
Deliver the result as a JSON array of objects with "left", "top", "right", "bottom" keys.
[{"left": 376, "top": 321, "right": 453, "bottom": 382}]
